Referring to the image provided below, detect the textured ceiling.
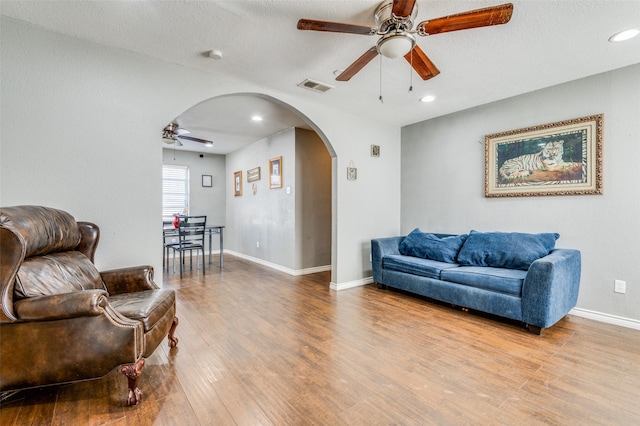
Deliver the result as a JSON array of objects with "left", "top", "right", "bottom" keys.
[{"left": 2, "top": 1, "right": 640, "bottom": 154}]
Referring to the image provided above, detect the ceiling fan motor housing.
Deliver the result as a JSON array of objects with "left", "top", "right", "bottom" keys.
[{"left": 375, "top": 0, "right": 418, "bottom": 33}]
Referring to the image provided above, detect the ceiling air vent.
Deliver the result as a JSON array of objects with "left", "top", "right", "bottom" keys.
[{"left": 297, "top": 78, "right": 334, "bottom": 93}]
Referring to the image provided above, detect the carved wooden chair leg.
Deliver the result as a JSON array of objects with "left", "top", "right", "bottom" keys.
[
  {"left": 120, "top": 358, "right": 145, "bottom": 406},
  {"left": 168, "top": 316, "right": 179, "bottom": 347}
]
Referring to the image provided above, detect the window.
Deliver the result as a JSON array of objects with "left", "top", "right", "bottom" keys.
[{"left": 162, "top": 165, "right": 189, "bottom": 221}]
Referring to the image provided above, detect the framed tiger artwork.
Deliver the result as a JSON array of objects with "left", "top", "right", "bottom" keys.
[{"left": 485, "top": 114, "right": 603, "bottom": 197}]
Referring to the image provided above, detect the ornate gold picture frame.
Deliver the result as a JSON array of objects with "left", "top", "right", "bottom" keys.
[{"left": 485, "top": 114, "right": 603, "bottom": 197}]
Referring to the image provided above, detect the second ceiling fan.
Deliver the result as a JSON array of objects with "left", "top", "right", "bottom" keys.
[
  {"left": 162, "top": 123, "right": 214, "bottom": 147},
  {"left": 297, "top": 0, "right": 513, "bottom": 81}
]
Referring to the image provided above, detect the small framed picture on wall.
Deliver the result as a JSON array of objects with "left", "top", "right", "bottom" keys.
[
  {"left": 233, "top": 171, "right": 242, "bottom": 196},
  {"left": 247, "top": 166, "right": 261, "bottom": 182},
  {"left": 269, "top": 156, "right": 282, "bottom": 189}
]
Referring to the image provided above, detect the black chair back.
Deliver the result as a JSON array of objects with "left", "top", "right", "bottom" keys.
[{"left": 177, "top": 216, "right": 206, "bottom": 248}]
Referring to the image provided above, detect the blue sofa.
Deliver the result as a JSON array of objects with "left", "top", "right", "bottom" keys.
[{"left": 371, "top": 229, "right": 581, "bottom": 334}]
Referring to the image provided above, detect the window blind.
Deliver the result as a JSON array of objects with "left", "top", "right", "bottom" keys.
[{"left": 162, "top": 165, "right": 189, "bottom": 221}]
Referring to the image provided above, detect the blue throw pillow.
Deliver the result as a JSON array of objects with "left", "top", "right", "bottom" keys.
[
  {"left": 399, "top": 229, "right": 468, "bottom": 263},
  {"left": 457, "top": 230, "right": 559, "bottom": 270}
]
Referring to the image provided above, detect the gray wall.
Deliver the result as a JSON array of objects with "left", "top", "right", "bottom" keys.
[
  {"left": 162, "top": 149, "right": 226, "bottom": 249},
  {"left": 226, "top": 129, "right": 296, "bottom": 268},
  {"left": 226, "top": 128, "right": 331, "bottom": 271},
  {"left": 295, "top": 128, "right": 332, "bottom": 269},
  {"left": 401, "top": 64, "right": 640, "bottom": 322}
]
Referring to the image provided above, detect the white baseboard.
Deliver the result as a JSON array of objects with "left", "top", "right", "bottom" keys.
[
  {"left": 330, "top": 277, "right": 373, "bottom": 291},
  {"left": 225, "top": 250, "right": 331, "bottom": 276},
  {"left": 569, "top": 307, "right": 640, "bottom": 330}
]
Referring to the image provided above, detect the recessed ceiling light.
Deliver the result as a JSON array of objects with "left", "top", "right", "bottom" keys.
[
  {"left": 251, "top": 115, "right": 263, "bottom": 121},
  {"left": 204, "top": 141, "right": 214, "bottom": 147},
  {"left": 419, "top": 95, "right": 437, "bottom": 103},
  {"left": 609, "top": 28, "right": 640, "bottom": 42}
]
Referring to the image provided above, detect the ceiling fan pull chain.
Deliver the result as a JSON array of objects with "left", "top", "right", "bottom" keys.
[
  {"left": 409, "top": 49, "right": 414, "bottom": 92},
  {"left": 379, "top": 55, "right": 383, "bottom": 103}
]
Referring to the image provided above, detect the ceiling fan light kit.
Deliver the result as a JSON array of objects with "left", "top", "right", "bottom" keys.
[
  {"left": 297, "top": 0, "right": 513, "bottom": 81},
  {"left": 377, "top": 32, "right": 415, "bottom": 58}
]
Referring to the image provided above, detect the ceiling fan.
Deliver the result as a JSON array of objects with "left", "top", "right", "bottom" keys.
[
  {"left": 297, "top": 0, "right": 513, "bottom": 81},
  {"left": 162, "top": 123, "right": 214, "bottom": 147}
]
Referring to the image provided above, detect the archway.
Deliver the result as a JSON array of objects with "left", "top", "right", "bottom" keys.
[{"left": 162, "top": 93, "right": 336, "bottom": 282}]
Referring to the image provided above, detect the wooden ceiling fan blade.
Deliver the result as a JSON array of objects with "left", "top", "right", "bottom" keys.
[
  {"left": 336, "top": 47, "right": 379, "bottom": 81},
  {"left": 417, "top": 3, "right": 513, "bottom": 35},
  {"left": 391, "top": 0, "right": 417, "bottom": 18},
  {"left": 297, "top": 19, "right": 376, "bottom": 35},
  {"left": 178, "top": 135, "right": 213, "bottom": 145},
  {"left": 404, "top": 46, "right": 440, "bottom": 80}
]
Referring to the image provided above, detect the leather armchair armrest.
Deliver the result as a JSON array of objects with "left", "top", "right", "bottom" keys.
[
  {"left": 100, "top": 265, "right": 158, "bottom": 295},
  {"left": 13, "top": 289, "right": 108, "bottom": 321}
]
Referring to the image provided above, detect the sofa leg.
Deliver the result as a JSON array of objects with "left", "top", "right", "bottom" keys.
[
  {"left": 526, "top": 324, "right": 544, "bottom": 335},
  {"left": 168, "top": 316, "right": 179, "bottom": 347},
  {"left": 376, "top": 282, "right": 387, "bottom": 290},
  {"left": 121, "top": 358, "right": 145, "bottom": 406}
]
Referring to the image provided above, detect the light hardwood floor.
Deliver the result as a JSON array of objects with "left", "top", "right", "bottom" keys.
[{"left": 2, "top": 254, "right": 639, "bottom": 425}]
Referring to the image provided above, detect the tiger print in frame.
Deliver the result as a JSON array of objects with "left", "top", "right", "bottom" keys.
[
  {"left": 499, "top": 141, "right": 566, "bottom": 180},
  {"left": 485, "top": 113, "right": 603, "bottom": 197}
]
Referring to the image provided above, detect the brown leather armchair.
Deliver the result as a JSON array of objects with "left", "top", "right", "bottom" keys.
[{"left": 0, "top": 206, "right": 178, "bottom": 405}]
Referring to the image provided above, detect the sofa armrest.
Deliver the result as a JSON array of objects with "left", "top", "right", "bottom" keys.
[
  {"left": 371, "top": 236, "right": 404, "bottom": 283},
  {"left": 101, "top": 266, "right": 159, "bottom": 295},
  {"left": 521, "top": 249, "right": 581, "bottom": 328},
  {"left": 13, "top": 289, "right": 108, "bottom": 321}
]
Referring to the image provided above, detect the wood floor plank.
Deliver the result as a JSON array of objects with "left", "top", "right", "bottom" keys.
[{"left": 2, "top": 254, "right": 640, "bottom": 425}]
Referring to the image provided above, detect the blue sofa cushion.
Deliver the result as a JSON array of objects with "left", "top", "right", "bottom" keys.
[
  {"left": 383, "top": 255, "right": 460, "bottom": 280},
  {"left": 398, "top": 229, "right": 468, "bottom": 263},
  {"left": 457, "top": 230, "right": 559, "bottom": 270},
  {"left": 441, "top": 266, "right": 527, "bottom": 297}
]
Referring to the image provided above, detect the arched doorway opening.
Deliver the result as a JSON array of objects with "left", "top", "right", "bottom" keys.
[{"left": 162, "top": 93, "right": 336, "bottom": 282}]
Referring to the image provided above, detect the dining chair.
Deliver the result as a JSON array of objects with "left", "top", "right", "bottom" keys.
[
  {"left": 168, "top": 215, "right": 207, "bottom": 278},
  {"left": 162, "top": 221, "right": 175, "bottom": 271}
]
